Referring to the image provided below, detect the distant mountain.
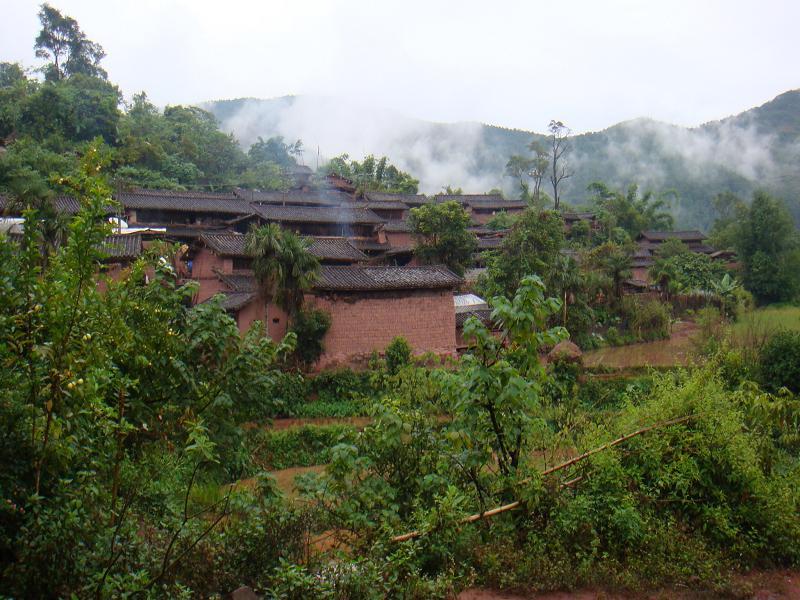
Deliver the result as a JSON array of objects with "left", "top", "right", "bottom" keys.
[{"left": 204, "top": 91, "right": 800, "bottom": 229}]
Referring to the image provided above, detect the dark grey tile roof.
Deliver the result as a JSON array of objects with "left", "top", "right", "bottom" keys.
[
  {"left": 363, "top": 192, "right": 427, "bottom": 205},
  {"left": 117, "top": 189, "right": 251, "bottom": 214},
  {"left": 199, "top": 233, "right": 247, "bottom": 256},
  {"left": 433, "top": 194, "right": 525, "bottom": 210},
  {"left": 316, "top": 265, "right": 461, "bottom": 291},
  {"left": 204, "top": 291, "right": 257, "bottom": 312},
  {"left": 477, "top": 237, "right": 503, "bottom": 249},
  {"left": 200, "top": 232, "right": 367, "bottom": 262},
  {"left": 309, "top": 237, "right": 368, "bottom": 262},
  {"left": 251, "top": 204, "right": 384, "bottom": 225},
  {"left": 639, "top": 230, "right": 707, "bottom": 242},
  {"left": 1, "top": 194, "right": 115, "bottom": 216},
  {"left": 563, "top": 212, "right": 597, "bottom": 221},
  {"left": 362, "top": 201, "right": 409, "bottom": 211},
  {"left": 216, "top": 271, "right": 257, "bottom": 292},
  {"left": 234, "top": 189, "right": 351, "bottom": 206},
  {"left": 100, "top": 234, "right": 143, "bottom": 260},
  {"left": 384, "top": 220, "right": 411, "bottom": 232}
]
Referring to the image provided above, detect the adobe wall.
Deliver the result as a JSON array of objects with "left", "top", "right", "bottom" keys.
[
  {"left": 310, "top": 289, "right": 456, "bottom": 368},
  {"left": 191, "top": 249, "right": 231, "bottom": 302},
  {"left": 236, "top": 299, "right": 267, "bottom": 334},
  {"left": 385, "top": 231, "right": 414, "bottom": 248},
  {"left": 631, "top": 266, "right": 651, "bottom": 283},
  {"left": 234, "top": 298, "right": 289, "bottom": 341}
]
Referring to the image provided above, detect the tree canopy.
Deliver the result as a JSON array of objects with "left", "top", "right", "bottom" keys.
[{"left": 408, "top": 201, "right": 476, "bottom": 275}]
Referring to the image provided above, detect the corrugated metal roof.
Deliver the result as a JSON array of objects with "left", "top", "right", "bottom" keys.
[
  {"left": 454, "top": 293, "right": 488, "bottom": 311},
  {"left": 316, "top": 265, "right": 462, "bottom": 291}
]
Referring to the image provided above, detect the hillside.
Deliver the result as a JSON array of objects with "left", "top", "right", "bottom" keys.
[{"left": 205, "top": 91, "right": 800, "bottom": 229}]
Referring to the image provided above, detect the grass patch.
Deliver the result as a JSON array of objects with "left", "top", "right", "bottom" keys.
[
  {"left": 246, "top": 424, "right": 358, "bottom": 471},
  {"left": 729, "top": 305, "right": 800, "bottom": 342}
]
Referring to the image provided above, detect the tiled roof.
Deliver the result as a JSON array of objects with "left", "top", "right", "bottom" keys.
[
  {"left": 250, "top": 204, "right": 384, "bottom": 225},
  {"left": 477, "top": 237, "right": 503, "bottom": 249},
  {"left": 199, "top": 233, "right": 247, "bottom": 256},
  {"left": 434, "top": 193, "right": 504, "bottom": 204},
  {"left": 639, "top": 230, "right": 707, "bottom": 242},
  {"left": 117, "top": 189, "right": 251, "bottom": 214},
  {"left": 384, "top": 220, "right": 411, "bottom": 232},
  {"left": 315, "top": 265, "right": 462, "bottom": 291},
  {"left": 235, "top": 189, "right": 350, "bottom": 206},
  {"left": 216, "top": 271, "right": 257, "bottom": 292},
  {"left": 0, "top": 194, "right": 115, "bottom": 216},
  {"left": 199, "top": 233, "right": 365, "bottom": 262},
  {"left": 309, "top": 237, "right": 368, "bottom": 262},
  {"left": 363, "top": 192, "right": 427, "bottom": 205},
  {"left": 563, "top": 212, "right": 597, "bottom": 221},
  {"left": 465, "top": 198, "right": 527, "bottom": 210},
  {"left": 362, "top": 201, "right": 409, "bottom": 211},
  {"left": 100, "top": 234, "right": 143, "bottom": 260},
  {"left": 205, "top": 291, "right": 257, "bottom": 312}
]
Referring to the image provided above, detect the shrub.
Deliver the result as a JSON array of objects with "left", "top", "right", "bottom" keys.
[
  {"left": 290, "top": 307, "right": 331, "bottom": 366},
  {"left": 622, "top": 297, "right": 671, "bottom": 341},
  {"left": 246, "top": 424, "right": 358, "bottom": 471},
  {"left": 758, "top": 330, "right": 800, "bottom": 393},
  {"left": 385, "top": 336, "right": 412, "bottom": 375}
]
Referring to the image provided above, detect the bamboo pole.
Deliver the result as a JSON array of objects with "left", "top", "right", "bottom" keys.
[{"left": 391, "top": 414, "right": 698, "bottom": 543}]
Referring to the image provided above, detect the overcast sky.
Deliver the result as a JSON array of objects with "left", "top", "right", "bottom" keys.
[{"left": 2, "top": 0, "right": 799, "bottom": 133}]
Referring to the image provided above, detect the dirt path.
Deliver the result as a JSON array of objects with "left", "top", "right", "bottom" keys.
[
  {"left": 583, "top": 321, "right": 700, "bottom": 370},
  {"left": 458, "top": 570, "right": 800, "bottom": 599}
]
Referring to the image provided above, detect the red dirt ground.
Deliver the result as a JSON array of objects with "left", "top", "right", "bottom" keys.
[
  {"left": 458, "top": 570, "right": 800, "bottom": 599},
  {"left": 583, "top": 321, "right": 700, "bottom": 370}
]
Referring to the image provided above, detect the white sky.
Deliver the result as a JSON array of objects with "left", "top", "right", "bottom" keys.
[{"left": 2, "top": 0, "right": 799, "bottom": 133}]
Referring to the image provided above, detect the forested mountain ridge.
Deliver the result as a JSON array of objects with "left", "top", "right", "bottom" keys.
[{"left": 206, "top": 90, "right": 800, "bottom": 229}]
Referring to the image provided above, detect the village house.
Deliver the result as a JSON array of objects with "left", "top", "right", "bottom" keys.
[
  {"left": 115, "top": 189, "right": 251, "bottom": 241},
  {"left": 190, "top": 230, "right": 462, "bottom": 365},
  {"left": 632, "top": 230, "right": 721, "bottom": 282},
  {"left": 434, "top": 193, "right": 527, "bottom": 224}
]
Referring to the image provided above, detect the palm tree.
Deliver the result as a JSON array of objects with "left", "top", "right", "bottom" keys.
[
  {"left": 245, "top": 223, "right": 284, "bottom": 298},
  {"left": 274, "top": 231, "right": 319, "bottom": 317},
  {"left": 550, "top": 254, "right": 584, "bottom": 326},
  {"left": 245, "top": 224, "right": 320, "bottom": 318}
]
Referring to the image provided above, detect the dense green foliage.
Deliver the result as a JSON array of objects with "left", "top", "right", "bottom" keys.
[
  {"left": 758, "top": 331, "right": 800, "bottom": 394},
  {"left": 325, "top": 153, "right": 419, "bottom": 194},
  {"left": 409, "top": 201, "right": 477, "bottom": 275},
  {"left": 289, "top": 307, "right": 332, "bottom": 367}
]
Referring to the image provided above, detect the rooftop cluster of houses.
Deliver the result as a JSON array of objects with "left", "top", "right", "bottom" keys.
[{"left": 0, "top": 173, "right": 733, "bottom": 366}]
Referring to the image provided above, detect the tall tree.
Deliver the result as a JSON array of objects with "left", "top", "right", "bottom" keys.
[
  {"left": 548, "top": 120, "right": 572, "bottom": 209},
  {"left": 589, "top": 182, "right": 674, "bottom": 238},
  {"left": 731, "top": 191, "right": 800, "bottom": 303},
  {"left": 34, "top": 4, "right": 107, "bottom": 81},
  {"left": 409, "top": 201, "right": 477, "bottom": 275},
  {"left": 528, "top": 140, "right": 550, "bottom": 206},
  {"left": 481, "top": 209, "right": 565, "bottom": 298}
]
